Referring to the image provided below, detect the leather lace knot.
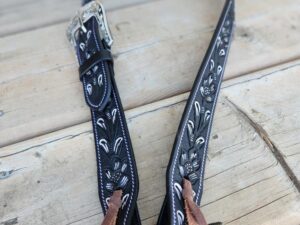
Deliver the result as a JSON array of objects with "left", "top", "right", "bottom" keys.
[
  {"left": 182, "top": 179, "right": 222, "bottom": 225},
  {"left": 101, "top": 190, "right": 122, "bottom": 225}
]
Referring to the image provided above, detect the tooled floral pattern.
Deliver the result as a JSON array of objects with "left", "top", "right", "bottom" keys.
[
  {"left": 79, "top": 25, "right": 130, "bottom": 192},
  {"left": 97, "top": 103, "right": 129, "bottom": 193},
  {"left": 178, "top": 101, "right": 210, "bottom": 183},
  {"left": 74, "top": 16, "right": 136, "bottom": 225},
  {"left": 78, "top": 27, "right": 129, "bottom": 193},
  {"left": 105, "top": 156, "right": 129, "bottom": 192},
  {"left": 199, "top": 14, "right": 232, "bottom": 104},
  {"left": 173, "top": 5, "right": 234, "bottom": 223},
  {"left": 78, "top": 21, "right": 108, "bottom": 111}
]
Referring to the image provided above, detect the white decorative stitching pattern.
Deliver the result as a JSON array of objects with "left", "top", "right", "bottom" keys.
[
  {"left": 112, "top": 91, "right": 135, "bottom": 225},
  {"left": 92, "top": 110, "right": 107, "bottom": 211},
  {"left": 99, "top": 139, "right": 109, "bottom": 153},
  {"left": 195, "top": 10, "right": 234, "bottom": 203},
  {"left": 82, "top": 19, "right": 108, "bottom": 108},
  {"left": 87, "top": 83, "right": 93, "bottom": 95},
  {"left": 122, "top": 194, "right": 130, "bottom": 209},
  {"left": 176, "top": 210, "right": 184, "bottom": 225},
  {"left": 97, "top": 118, "right": 106, "bottom": 130},
  {"left": 169, "top": 2, "right": 233, "bottom": 224},
  {"left": 75, "top": 19, "right": 111, "bottom": 213},
  {"left": 81, "top": 19, "right": 135, "bottom": 223},
  {"left": 113, "top": 137, "right": 123, "bottom": 154},
  {"left": 174, "top": 183, "right": 183, "bottom": 200}
]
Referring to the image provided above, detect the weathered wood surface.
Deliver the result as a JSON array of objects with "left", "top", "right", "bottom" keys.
[
  {"left": 0, "top": 0, "right": 153, "bottom": 37},
  {"left": 1, "top": 66, "right": 300, "bottom": 224},
  {"left": 1, "top": 0, "right": 300, "bottom": 224},
  {"left": 223, "top": 60, "right": 300, "bottom": 184},
  {"left": 1, "top": 0, "right": 300, "bottom": 146}
]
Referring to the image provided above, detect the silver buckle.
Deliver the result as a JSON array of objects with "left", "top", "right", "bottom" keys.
[{"left": 66, "top": 1, "right": 113, "bottom": 47}]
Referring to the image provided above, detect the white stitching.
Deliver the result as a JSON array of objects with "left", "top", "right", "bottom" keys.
[
  {"left": 112, "top": 91, "right": 135, "bottom": 225},
  {"left": 196, "top": 16, "right": 234, "bottom": 203},
  {"left": 169, "top": 2, "right": 233, "bottom": 224},
  {"left": 82, "top": 19, "right": 108, "bottom": 108},
  {"left": 92, "top": 90, "right": 136, "bottom": 223},
  {"left": 92, "top": 110, "right": 107, "bottom": 210},
  {"left": 78, "top": 19, "right": 135, "bottom": 223}
]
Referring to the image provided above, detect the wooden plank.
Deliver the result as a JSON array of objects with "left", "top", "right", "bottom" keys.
[
  {"left": 1, "top": 0, "right": 300, "bottom": 147},
  {"left": 223, "top": 59, "right": 300, "bottom": 183},
  {"left": 0, "top": 0, "right": 153, "bottom": 37},
  {"left": 1, "top": 91, "right": 299, "bottom": 225}
]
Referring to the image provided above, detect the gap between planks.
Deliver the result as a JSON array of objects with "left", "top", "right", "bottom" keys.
[
  {"left": 0, "top": 0, "right": 158, "bottom": 38},
  {"left": 1, "top": 59, "right": 300, "bottom": 150},
  {"left": 1, "top": 59, "right": 300, "bottom": 191},
  {"left": 1, "top": 73, "right": 299, "bottom": 224},
  {"left": 1, "top": 0, "right": 300, "bottom": 147}
]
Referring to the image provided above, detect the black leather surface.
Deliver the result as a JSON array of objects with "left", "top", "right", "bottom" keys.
[
  {"left": 79, "top": 49, "right": 113, "bottom": 82},
  {"left": 157, "top": 1, "right": 235, "bottom": 224},
  {"left": 73, "top": 5, "right": 140, "bottom": 225}
]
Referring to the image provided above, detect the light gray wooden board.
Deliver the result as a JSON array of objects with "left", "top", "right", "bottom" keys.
[
  {"left": 0, "top": 0, "right": 153, "bottom": 37},
  {"left": 1, "top": 91, "right": 299, "bottom": 225},
  {"left": 223, "top": 59, "right": 300, "bottom": 184},
  {"left": 1, "top": 0, "right": 300, "bottom": 147}
]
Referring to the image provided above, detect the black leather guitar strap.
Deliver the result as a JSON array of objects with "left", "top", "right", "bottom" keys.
[
  {"left": 67, "top": 1, "right": 141, "bottom": 225},
  {"left": 157, "top": 1, "right": 235, "bottom": 224}
]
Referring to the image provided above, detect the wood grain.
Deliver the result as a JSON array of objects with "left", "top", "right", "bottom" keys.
[
  {"left": 223, "top": 59, "right": 300, "bottom": 184},
  {"left": 1, "top": 0, "right": 300, "bottom": 147},
  {"left": 1, "top": 1, "right": 299, "bottom": 224},
  {"left": 0, "top": 0, "right": 153, "bottom": 37},
  {"left": 1, "top": 90, "right": 299, "bottom": 225}
]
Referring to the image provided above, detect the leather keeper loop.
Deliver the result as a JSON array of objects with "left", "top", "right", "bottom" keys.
[{"left": 79, "top": 50, "right": 113, "bottom": 81}]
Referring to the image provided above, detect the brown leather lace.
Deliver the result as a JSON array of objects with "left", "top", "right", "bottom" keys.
[
  {"left": 100, "top": 181, "right": 221, "bottom": 225},
  {"left": 101, "top": 190, "right": 122, "bottom": 225},
  {"left": 182, "top": 178, "right": 208, "bottom": 225}
]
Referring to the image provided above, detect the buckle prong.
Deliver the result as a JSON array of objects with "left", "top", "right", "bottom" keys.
[{"left": 79, "top": 19, "right": 87, "bottom": 33}]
